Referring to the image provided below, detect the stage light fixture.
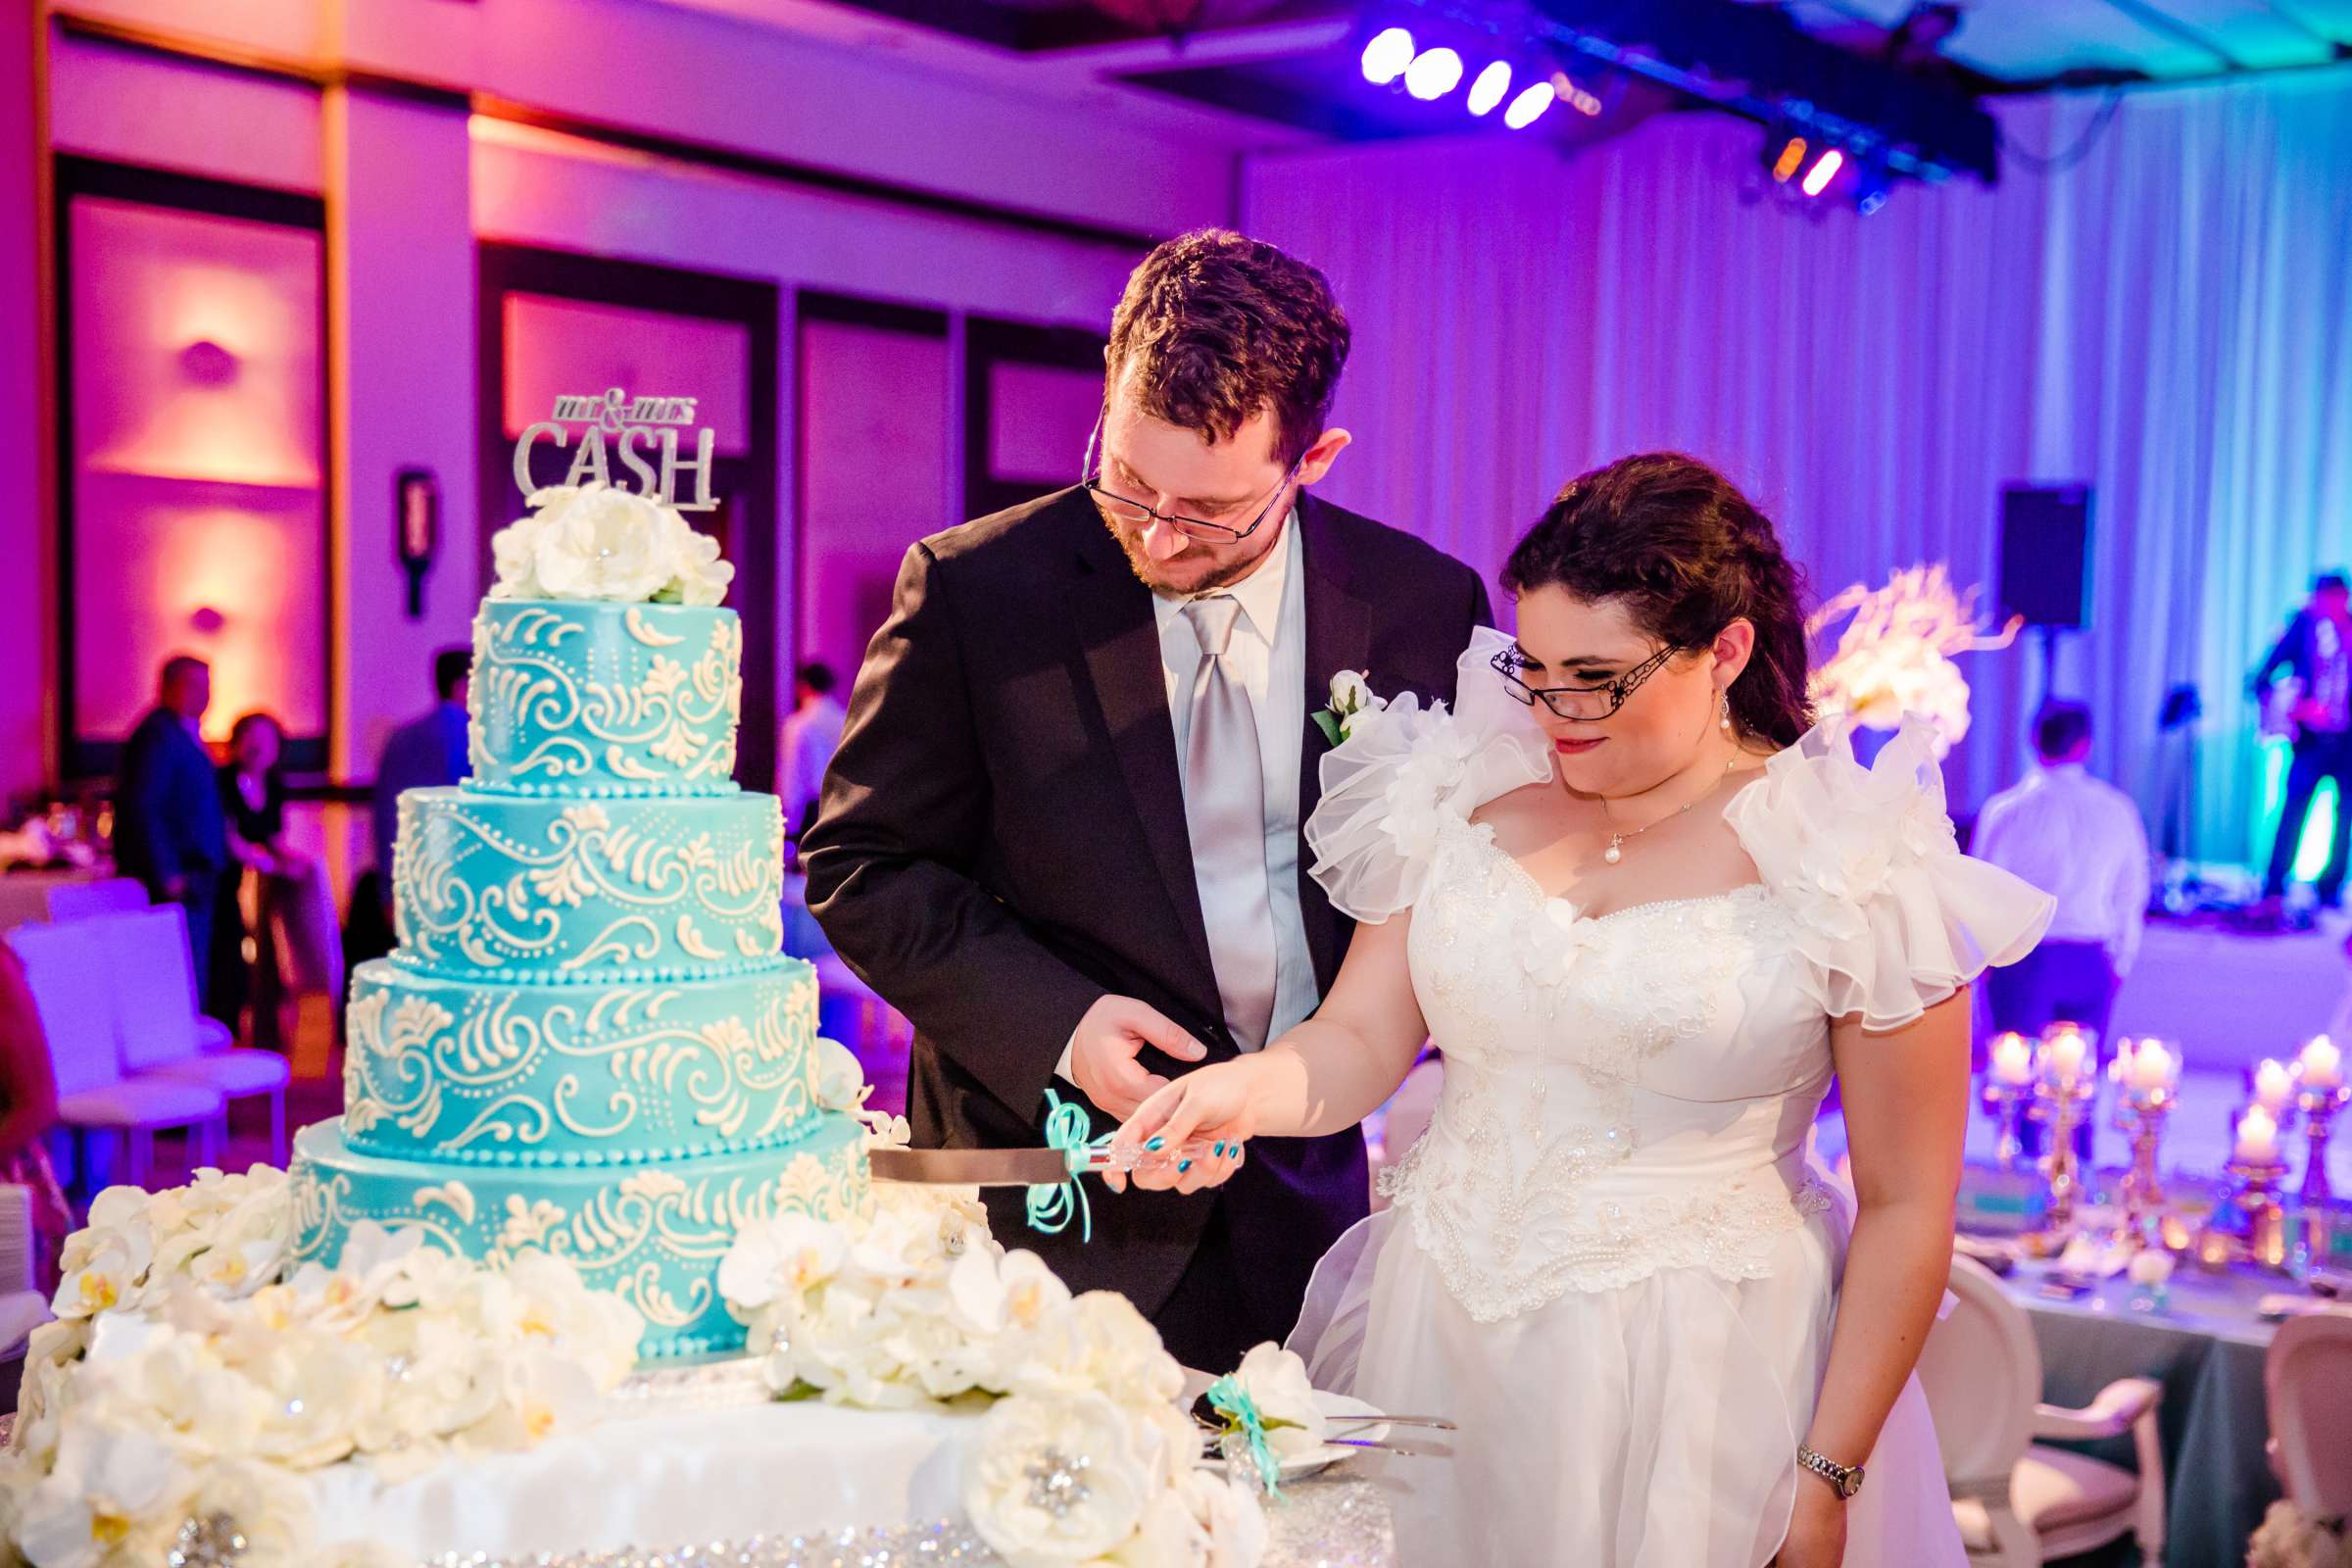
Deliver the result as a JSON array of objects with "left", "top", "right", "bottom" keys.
[
  {"left": 1503, "top": 80, "right": 1555, "bottom": 129},
  {"left": 1361, "top": 26, "right": 1415, "bottom": 86},
  {"left": 1467, "top": 61, "right": 1513, "bottom": 117},
  {"left": 1404, "top": 46, "right": 1464, "bottom": 101},
  {"left": 1770, "top": 135, "right": 1807, "bottom": 183},
  {"left": 1854, "top": 159, "right": 1893, "bottom": 215},
  {"left": 1800, "top": 147, "right": 1844, "bottom": 197}
]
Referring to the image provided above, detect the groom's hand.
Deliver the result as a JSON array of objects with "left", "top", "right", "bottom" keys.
[{"left": 1069, "top": 995, "right": 1207, "bottom": 1119}]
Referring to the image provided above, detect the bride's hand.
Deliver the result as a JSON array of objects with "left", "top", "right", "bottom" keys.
[
  {"left": 1105, "top": 1060, "right": 1266, "bottom": 1195},
  {"left": 1771, "top": 1482, "right": 1848, "bottom": 1568}
]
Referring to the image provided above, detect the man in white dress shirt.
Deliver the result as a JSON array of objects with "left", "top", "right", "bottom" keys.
[
  {"left": 778, "top": 662, "right": 846, "bottom": 854},
  {"left": 1975, "top": 702, "right": 2150, "bottom": 1059}
]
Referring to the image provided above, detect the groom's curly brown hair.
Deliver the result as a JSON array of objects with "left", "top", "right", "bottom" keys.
[{"left": 1104, "top": 228, "right": 1350, "bottom": 467}]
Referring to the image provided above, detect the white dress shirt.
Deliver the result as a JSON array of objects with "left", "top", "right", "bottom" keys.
[
  {"left": 780, "top": 694, "right": 846, "bottom": 835},
  {"left": 1974, "top": 762, "right": 2151, "bottom": 975},
  {"left": 1058, "top": 514, "right": 1317, "bottom": 1081}
]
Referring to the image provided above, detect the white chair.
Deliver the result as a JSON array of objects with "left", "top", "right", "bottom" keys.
[
  {"left": 42, "top": 878, "right": 147, "bottom": 923},
  {"left": 0, "top": 1183, "right": 51, "bottom": 1363},
  {"left": 5, "top": 921, "right": 222, "bottom": 1187},
  {"left": 98, "top": 907, "right": 291, "bottom": 1163},
  {"left": 2266, "top": 1307, "right": 2352, "bottom": 1520},
  {"left": 1917, "top": 1252, "right": 2167, "bottom": 1567}
]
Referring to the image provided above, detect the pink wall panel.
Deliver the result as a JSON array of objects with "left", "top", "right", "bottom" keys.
[
  {"left": 68, "top": 197, "right": 324, "bottom": 745},
  {"left": 986, "top": 361, "right": 1101, "bottom": 486},
  {"left": 504, "top": 293, "right": 751, "bottom": 453},
  {"left": 49, "top": 32, "right": 322, "bottom": 194},
  {"left": 799, "top": 319, "right": 949, "bottom": 687},
  {"left": 332, "top": 90, "right": 478, "bottom": 783}
]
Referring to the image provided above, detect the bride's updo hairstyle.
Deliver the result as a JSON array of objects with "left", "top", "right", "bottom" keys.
[{"left": 1500, "top": 453, "right": 1815, "bottom": 749}]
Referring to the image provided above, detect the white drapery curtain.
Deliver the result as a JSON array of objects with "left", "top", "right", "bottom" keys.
[{"left": 1244, "top": 71, "right": 2352, "bottom": 863}]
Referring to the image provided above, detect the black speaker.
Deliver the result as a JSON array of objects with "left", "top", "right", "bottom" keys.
[{"left": 1998, "top": 484, "right": 2093, "bottom": 629}]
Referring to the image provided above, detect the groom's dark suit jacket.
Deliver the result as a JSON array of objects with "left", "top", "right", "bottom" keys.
[{"left": 804, "top": 485, "right": 1489, "bottom": 1358}]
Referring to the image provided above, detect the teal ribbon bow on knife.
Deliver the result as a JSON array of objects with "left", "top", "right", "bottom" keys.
[{"left": 1026, "top": 1089, "right": 1115, "bottom": 1242}]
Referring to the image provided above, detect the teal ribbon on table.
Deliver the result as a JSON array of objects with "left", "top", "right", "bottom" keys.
[
  {"left": 1026, "top": 1089, "right": 1112, "bottom": 1242},
  {"left": 1205, "top": 1373, "right": 1284, "bottom": 1497}
]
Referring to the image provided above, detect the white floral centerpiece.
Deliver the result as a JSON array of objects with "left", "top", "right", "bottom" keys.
[
  {"left": 0, "top": 1168, "right": 643, "bottom": 1568},
  {"left": 1805, "top": 564, "right": 2022, "bottom": 758},
  {"left": 490, "top": 484, "right": 733, "bottom": 606},
  {"left": 718, "top": 1183, "right": 1269, "bottom": 1568}
]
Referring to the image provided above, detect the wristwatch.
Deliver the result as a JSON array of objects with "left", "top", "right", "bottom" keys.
[{"left": 1796, "top": 1446, "right": 1866, "bottom": 1499}]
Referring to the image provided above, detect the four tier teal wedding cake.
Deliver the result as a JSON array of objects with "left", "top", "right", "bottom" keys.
[{"left": 290, "top": 482, "right": 871, "bottom": 1357}]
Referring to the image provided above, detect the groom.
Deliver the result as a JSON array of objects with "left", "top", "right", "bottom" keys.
[{"left": 803, "top": 229, "right": 1489, "bottom": 1371}]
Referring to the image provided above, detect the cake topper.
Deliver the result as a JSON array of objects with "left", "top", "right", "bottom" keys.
[{"left": 512, "top": 387, "right": 718, "bottom": 512}]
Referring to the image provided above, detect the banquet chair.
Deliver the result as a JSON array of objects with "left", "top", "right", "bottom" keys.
[
  {"left": 5, "top": 919, "right": 223, "bottom": 1188},
  {"left": 2266, "top": 1308, "right": 2352, "bottom": 1520},
  {"left": 0, "top": 1182, "right": 50, "bottom": 1415},
  {"left": 1917, "top": 1252, "right": 2167, "bottom": 1568},
  {"left": 97, "top": 907, "right": 292, "bottom": 1163},
  {"left": 41, "top": 878, "right": 147, "bottom": 923}
]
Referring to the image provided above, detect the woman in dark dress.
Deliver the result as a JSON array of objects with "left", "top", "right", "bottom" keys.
[{"left": 210, "top": 711, "right": 292, "bottom": 1032}]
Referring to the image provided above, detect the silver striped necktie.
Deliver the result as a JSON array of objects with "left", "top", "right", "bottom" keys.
[{"left": 1179, "top": 595, "right": 1279, "bottom": 1053}]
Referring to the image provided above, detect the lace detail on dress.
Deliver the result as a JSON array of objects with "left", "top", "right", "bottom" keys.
[{"left": 1390, "top": 816, "right": 1834, "bottom": 1323}]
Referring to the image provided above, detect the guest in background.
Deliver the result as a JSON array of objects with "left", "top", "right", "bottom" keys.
[
  {"left": 1976, "top": 702, "right": 2149, "bottom": 1057},
  {"left": 780, "top": 662, "right": 845, "bottom": 850},
  {"left": 213, "top": 711, "right": 343, "bottom": 1039},
  {"left": 2251, "top": 571, "right": 2352, "bottom": 921},
  {"left": 114, "top": 655, "right": 226, "bottom": 1006},
  {"left": 360, "top": 648, "right": 471, "bottom": 954},
  {"left": 0, "top": 940, "right": 69, "bottom": 1291}
]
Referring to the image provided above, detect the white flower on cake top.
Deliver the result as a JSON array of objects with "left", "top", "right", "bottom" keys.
[{"left": 490, "top": 483, "right": 734, "bottom": 607}]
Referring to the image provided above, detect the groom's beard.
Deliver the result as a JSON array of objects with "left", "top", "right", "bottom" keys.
[{"left": 1101, "top": 512, "right": 1282, "bottom": 597}]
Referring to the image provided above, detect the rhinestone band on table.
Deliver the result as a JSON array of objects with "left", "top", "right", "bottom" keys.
[{"left": 408, "top": 1476, "right": 1396, "bottom": 1568}]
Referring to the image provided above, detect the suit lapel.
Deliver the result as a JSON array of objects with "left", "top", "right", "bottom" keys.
[
  {"left": 1296, "top": 496, "right": 1373, "bottom": 993},
  {"left": 1068, "top": 502, "right": 1221, "bottom": 1013}
]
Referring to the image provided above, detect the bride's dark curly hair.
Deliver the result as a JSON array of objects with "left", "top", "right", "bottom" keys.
[{"left": 1500, "top": 453, "right": 1815, "bottom": 750}]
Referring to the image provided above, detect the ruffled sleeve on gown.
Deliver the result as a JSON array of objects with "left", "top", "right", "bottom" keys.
[
  {"left": 1304, "top": 626, "right": 1551, "bottom": 922},
  {"left": 1723, "top": 715, "right": 2056, "bottom": 1033}
]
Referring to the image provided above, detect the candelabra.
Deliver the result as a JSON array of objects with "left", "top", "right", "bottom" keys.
[{"left": 2297, "top": 1081, "right": 2349, "bottom": 1208}]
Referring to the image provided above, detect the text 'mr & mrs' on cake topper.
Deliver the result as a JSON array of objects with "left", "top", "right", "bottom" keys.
[{"left": 512, "top": 388, "right": 719, "bottom": 512}]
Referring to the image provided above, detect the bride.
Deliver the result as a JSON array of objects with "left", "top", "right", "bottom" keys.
[{"left": 1108, "top": 453, "right": 2053, "bottom": 1566}]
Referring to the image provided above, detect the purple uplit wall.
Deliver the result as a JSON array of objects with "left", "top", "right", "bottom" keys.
[
  {"left": 67, "top": 197, "right": 326, "bottom": 747},
  {"left": 1246, "top": 75, "right": 2352, "bottom": 855},
  {"left": 504, "top": 296, "right": 753, "bottom": 456},
  {"left": 0, "top": 19, "right": 43, "bottom": 802},
  {"left": 799, "top": 319, "right": 950, "bottom": 690}
]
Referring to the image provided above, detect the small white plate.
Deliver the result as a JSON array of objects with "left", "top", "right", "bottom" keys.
[{"left": 1208, "top": 1391, "right": 1392, "bottom": 1480}]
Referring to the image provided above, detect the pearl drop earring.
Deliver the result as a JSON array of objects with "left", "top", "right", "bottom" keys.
[{"left": 1719, "top": 693, "right": 1733, "bottom": 732}]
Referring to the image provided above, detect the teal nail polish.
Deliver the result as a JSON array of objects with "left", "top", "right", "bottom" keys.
[
  {"left": 1146, "top": 1137, "right": 1165, "bottom": 1152},
  {"left": 1178, "top": 1159, "right": 1193, "bottom": 1173},
  {"left": 1214, "top": 1142, "right": 1230, "bottom": 1156}
]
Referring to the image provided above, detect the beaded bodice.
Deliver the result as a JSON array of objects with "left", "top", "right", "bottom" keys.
[
  {"left": 1386, "top": 814, "right": 1834, "bottom": 1323},
  {"left": 1308, "top": 631, "right": 2055, "bottom": 1326}
]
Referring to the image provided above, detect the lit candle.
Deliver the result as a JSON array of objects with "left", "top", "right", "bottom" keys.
[
  {"left": 2300, "top": 1035, "right": 2344, "bottom": 1093},
  {"left": 2235, "top": 1103, "right": 2280, "bottom": 1165},
  {"left": 2044, "top": 1030, "right": 2088, "bottom": 1086},
  {"left": 2128, "top": 1040, "right": 2178, "bottom": 1095},
  {"left": 1990, "top": 1033, "right": 2034, "bottom": 1086},
  {"left": 2254, "top": 1058, "right": 2296, "bottom": 1112}
]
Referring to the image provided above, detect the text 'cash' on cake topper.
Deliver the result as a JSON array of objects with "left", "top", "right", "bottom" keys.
[{"left": 512, "top": 388, "right": 719, "bottom": 512}]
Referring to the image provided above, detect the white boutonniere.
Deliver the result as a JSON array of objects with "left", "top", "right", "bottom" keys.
[{"left": 1313, "top": 669, "right": 1386, "bottom": 747}]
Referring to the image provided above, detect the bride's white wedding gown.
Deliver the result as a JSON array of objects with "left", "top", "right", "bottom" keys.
[{"left": 1289, "top": 629, "right": 2053, "bottom": 1566}]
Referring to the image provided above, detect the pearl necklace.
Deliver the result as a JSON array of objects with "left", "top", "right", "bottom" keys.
[{"left": 1599, "top": 756, "right": 1740, "bottom": 865}]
